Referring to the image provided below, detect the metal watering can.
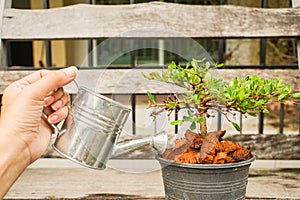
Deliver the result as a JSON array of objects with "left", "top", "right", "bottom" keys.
[{"left": 46, "top": 86, "right": 168, "bottom": 170}]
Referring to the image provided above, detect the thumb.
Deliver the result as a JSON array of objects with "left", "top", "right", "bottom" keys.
[{"left": 29, "top": 66, "right": 78, "bottom": 98}]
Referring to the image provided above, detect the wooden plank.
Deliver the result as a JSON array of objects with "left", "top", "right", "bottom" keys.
[
  {"left": 1, "top": 69, "right": 299, "bottom": 94},
  {"left": 0, "top": 0, "right": 9, "bottom": 68},
  {"left": 2, "top": 2, "right": 300, "bottom": 40},
  {"left": 292, "top": 0, "right": 300, "bottom": 70},
  {"left": 292, "top": 0, "right": 300, "bottom": 7},
  {"left": 5, "top": 161, "right": 300, "bottom": 199},
  {"left": 295, "top": 39, "right": 300, "bottom": 70},
  {"left": 0, "top": 0, "right": 4, "bottom": 67},
  {"left": 228, "top": 134, "right": 300, "bottom": 160}
]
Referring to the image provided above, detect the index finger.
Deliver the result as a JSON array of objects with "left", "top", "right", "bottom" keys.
[
  {"left": 29, "top": 67, "right": 77, "bottom": 98},
  {"left": 10, "top": 70, "right": 50, "bottom": 90},
  {"left": 21, "top": 69, "right": 50, "bottom": 85}
]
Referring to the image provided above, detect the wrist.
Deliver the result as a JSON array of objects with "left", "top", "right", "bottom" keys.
[{"left": 0, "top": 129, "right": 30, "bottom": 198}]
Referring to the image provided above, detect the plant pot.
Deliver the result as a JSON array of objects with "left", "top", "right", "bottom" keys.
[{"left": 156, "top": 155, "right": 255, "bottom": 200}]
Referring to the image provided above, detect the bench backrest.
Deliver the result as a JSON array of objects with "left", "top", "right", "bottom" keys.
[
  {"left": 0, "top": 1, "right": 299, "bottom": 94},
  {"left": 0, "top": 0, "right": 300, "bottom": 94},
  {"left": 0, "top": 1, "right": 300, "bottom": 137}
]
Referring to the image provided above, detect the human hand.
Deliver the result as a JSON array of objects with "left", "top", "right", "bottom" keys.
[
  {"left": 0, "top": 67, "right": 77, "bottom": 164},
  {"left": 0, "top": 67, "right": 77, "bottom": 197}
]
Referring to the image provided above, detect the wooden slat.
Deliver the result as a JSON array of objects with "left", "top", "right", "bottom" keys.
[
  {"left": 2, "top": 2, "right": 300, "bottom": 40},
  {"left": 292, "top": 0, "right": 300, "bottom": 69},
  {"left": 293, "top": 0, "right": 300, "bottom": 7},
  {"left": 296, "top": 39, "right": 300, "bottom": 69},
  {"left": 228, "top": 134, "right": 300, "bottom": 160},
  {"left": 1, "top": 69, "right": 299, "bottom": 94},
  {"left": 0, "top": 0, "right": 9, "bottom": 68}
]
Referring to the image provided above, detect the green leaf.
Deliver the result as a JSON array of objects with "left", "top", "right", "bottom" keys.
[
  {"left": 196, "top": 117, "right": 203, "bottom": 123},
  {"left": 166, "top": 102, "right": 177, "bottom": 107},
  {"left": 147, "top": 91, "right": 155, "bottom": 103},
  {"left": 170, "top": 120, "right": 182, "bottom": 126},
  {"left": 237, "top": 89, "right": 245, "bottom": 100},
  {"left": 264, "top": 84, "right": 271, "bottom": 94},
  {"left": 198, "top": 58, "right": 206, "bottom": 63},
  {"left": 205, "top": 62, "right": 210, "bottom": 69},
  {"left": 187, "top": 109, "right": 193, "bottom": 117},
  {"left": 191, "top": 59, "right": 198, "bottom": 69},
  {"left": 183, "top": 116, "right": 190, "bottom": 121},
  {"left": 278, "top": 93, "right": 287, "bottom": 100},
  {"left": 248, "top": 112, "right": 258, "bottom": 117},
  {"left": 168, "top": 61, "right": 177, "bottom": 70},
  {"left": 161, "top": 71, "right": 169, "bottom": 81},
  {"left": 262, "top": 108, "right": 270, "bottom": 114},
  {"left": 150, "top": 72, "right": 161, "bottom": 80},
  {"left": 204, "top": 72, "right": 212, "bottom": 83},
  {"left": 216, "top": 63, "right": 224, "bottom": 68},
  {"left": 231, "top": 122, "right": 241, "bottom": 131},
  {"left": 190, "top": 122, "right": 196, "bottom": 130},
  {"left": 185, "top": 62, "right": 190, "bottom": 69},
  {"left": 293, "top": 93, "right": 300, "bottom": 98},
  {"left": 196, "top": 92, "right": 202, "bottom": 103}
]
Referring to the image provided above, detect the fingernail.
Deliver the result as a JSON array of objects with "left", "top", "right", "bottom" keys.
[
  {"left": 44, "top": 96, "right": 55, "bottom": 107},
  {"left": 48, "top": 114, "right": 59, "bottom": 124},
  {"left": 51, "top": 100, "right": 62, "bottom": 111},
  {"left": 62, "top": 66, "right": 78, "bottom": 79}
]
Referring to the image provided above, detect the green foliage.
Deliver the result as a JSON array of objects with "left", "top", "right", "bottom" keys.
[
  {"left": 224, "top": 75, "right": 293, "bottom": 116},
  {"left": 144, "top": 59, "right": 299, "bottom": 134},
  {"left": 294, "top": 93, "right": 300, "bottom": 98},
  {"left": 231, "top": 122, "right": 241, "bottom": 132},
  {"left": 147, "top": 91, "right": 156, "bottom": 104}
]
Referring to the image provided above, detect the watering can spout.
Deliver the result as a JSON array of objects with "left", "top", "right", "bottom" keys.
[{"left": 111, "top": 131, "right": 168, "bottom": 157}]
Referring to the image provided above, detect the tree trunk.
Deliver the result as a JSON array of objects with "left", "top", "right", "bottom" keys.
[{"left": 200, "top": 113, "right": 207, "bottom": 137}]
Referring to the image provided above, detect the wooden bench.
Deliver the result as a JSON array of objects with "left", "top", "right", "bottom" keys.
[
  {"left": 1, "top": 1, "right": 300, "bottom": 199},
  {"left": 0, "top": 1, "right": 300, "bottom": 159}
]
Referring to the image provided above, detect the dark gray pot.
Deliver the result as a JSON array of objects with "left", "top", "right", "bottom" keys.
[{"left": 157, "top": 156, "right": 255, "bottom": 200}]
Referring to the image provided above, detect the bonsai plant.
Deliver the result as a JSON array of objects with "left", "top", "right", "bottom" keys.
[{"left": 143, "top": 58, "right": 300, "bottom": 200}]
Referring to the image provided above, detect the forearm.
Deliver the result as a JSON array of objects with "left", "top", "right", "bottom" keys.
[{"left": 0, "top": 133, "right": 29, "bottom": 198}]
